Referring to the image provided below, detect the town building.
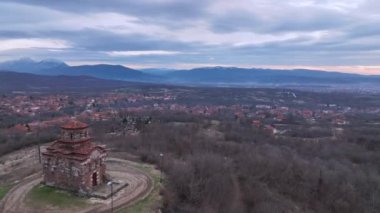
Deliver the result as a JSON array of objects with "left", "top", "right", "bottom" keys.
[{"left": 42, "top": 120, "right": 107, "bottom": 195}]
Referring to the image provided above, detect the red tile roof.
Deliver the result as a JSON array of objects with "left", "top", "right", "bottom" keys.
[
  {"left": 44, "top": 141, "right": 106, "bottom": 161},
  {"left": 42, "top": 120, "right": 106, "bottom": 161},
  {"left": 61, "top": 120, "right": 88, "bottom": 130}
]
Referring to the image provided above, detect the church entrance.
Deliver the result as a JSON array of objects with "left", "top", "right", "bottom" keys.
[{"left": 92, "top": 172, "right": 98, "bottom": 186}]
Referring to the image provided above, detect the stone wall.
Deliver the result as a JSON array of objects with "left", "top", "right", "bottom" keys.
[{"left": 42, "top": 151, "right": 106, "bottom": 194}]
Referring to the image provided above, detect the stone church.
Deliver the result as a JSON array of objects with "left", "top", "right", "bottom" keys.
[{"left": 42, "top": 120, "right": 107, "bottom": 194}]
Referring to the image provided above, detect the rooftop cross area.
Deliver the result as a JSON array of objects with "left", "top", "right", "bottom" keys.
[{"left": 41, "top": 120, "right": 107, "bottom": 194}]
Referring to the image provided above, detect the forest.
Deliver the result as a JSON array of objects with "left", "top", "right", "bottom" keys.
[{"left": 88, "top": 111, "right": 380, "bottom": 213}]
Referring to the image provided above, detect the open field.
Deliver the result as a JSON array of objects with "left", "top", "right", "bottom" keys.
[
  {"left": 0, "top": 185, "right": 12, "bottom": 201},
  {"left": 26, "top": 185, "right": 88, "bottom": 209}
]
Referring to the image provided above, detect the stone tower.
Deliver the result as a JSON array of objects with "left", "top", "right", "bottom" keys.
[{"left": 42, "top": 120, "right": 107, "bottom": 194}]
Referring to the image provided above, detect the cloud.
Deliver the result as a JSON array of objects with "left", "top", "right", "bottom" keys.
[
  {"left": 208, "top": 1, "right": 353, "bottom": 34},
  {"left": 0, "top": 0, "right": 211, "bottom": 23},
  {"left": 0, "top": 0, "right": 379, "bottom": 73},
  {"left": 0, "top": 38, "right": 70, "bottom": 51},
  {"left": 106, "top": 50, "right": 182, "bottom": 56}
]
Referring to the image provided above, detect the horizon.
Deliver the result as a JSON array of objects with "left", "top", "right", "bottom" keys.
[{"left": 0, "top": 1, "right": 379, "bottom": 74}]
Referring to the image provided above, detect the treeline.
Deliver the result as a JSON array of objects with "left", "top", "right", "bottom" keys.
[
  {"left": 98, "top": 112, "right": 380, "bottom": 213},
  {"left": 0, "top": 128, "right": 57, "bottom": 156}
]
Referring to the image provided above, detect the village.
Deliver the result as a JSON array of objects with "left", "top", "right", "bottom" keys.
[{"left": 1, "top": 87, "right": 379, "bottom": 142}]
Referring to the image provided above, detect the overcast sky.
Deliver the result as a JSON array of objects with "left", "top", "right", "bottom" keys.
[{"left": 1, "top": 0, "right": 379, "bottom": 74}]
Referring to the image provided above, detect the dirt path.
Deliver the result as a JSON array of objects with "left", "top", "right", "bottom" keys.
[
  {"left": 0, "top": 173, "right": 42, "bottom": 213},
  {"left": 80, "top": 158, "right": 154, "bottom": 213},
  {"left": 0, "top": 158, "right": 154, "bottom": 213}
]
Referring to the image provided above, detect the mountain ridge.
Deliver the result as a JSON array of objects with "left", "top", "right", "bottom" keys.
[
  {"left": 164, "top": 66, "right": 380, "bottom": 84},
  {"left": 1, "top": 58, "right": 379, "bottom": 86},
  {"left": 0, "top": 70, "right": 134, "bottom": 91},
  {"left": 0, "top": 58, "right": 158, "bottom": 82}
]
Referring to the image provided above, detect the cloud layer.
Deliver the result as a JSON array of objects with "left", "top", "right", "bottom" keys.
[{"left": 0, "top": 0, "right": 379, "bottom": 73}]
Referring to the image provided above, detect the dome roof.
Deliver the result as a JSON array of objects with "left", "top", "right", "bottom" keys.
[{"left": 61, "top": 120, "right": 88, "bottom": 130}]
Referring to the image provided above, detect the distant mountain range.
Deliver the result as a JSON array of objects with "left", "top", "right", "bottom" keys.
[
  {"left": 166, "top": 67, "right": 380, "bottom": 85},
  {"left": 0, "top": 71, "right": 132, "bottom": 91},
  {"left": 1, "top": 58, "right": 380, "bottom": 87},
  {"left": 0, "top": 57, "right": 67, "bottom": 73},
  {"left": 0, "top": 58, "right": 158, "bottom": 82},
  {"left": 139, "top": 68, "right": 179, "bottom": 75}
]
